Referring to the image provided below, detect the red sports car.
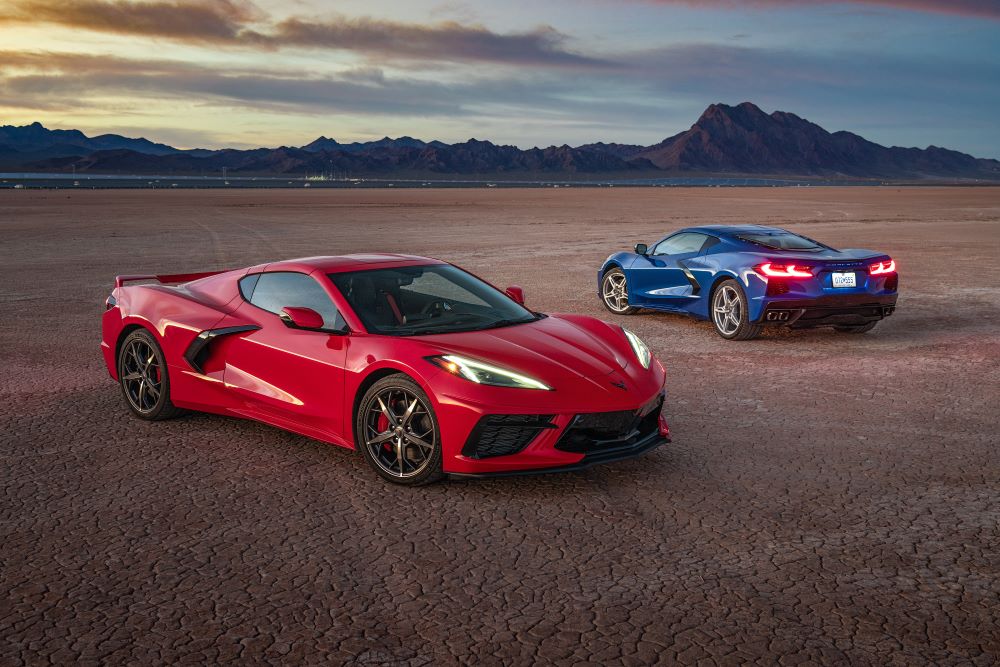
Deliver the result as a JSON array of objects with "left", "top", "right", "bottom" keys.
[{"left": 102, "top": 254, "right": 670, "bottom": 484}]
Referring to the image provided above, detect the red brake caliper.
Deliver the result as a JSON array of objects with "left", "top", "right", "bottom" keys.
[{"left": 377, "top": 413, "right": 391, "bottom": 451}]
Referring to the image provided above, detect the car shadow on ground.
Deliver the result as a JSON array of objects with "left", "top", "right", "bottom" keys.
[
  {"left": 174, "top": 406, "right": 686, "bottom": 498},
  {"left": 444, "top": 445, "right": 685, "bottom": 497},
  {"left": 626, "top": 306, "right": 963, "bottom": 346}
]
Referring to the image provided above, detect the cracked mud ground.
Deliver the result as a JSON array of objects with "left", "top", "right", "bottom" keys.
[{"left": 2, "top": 187, "right": 998, "bottom": 665}]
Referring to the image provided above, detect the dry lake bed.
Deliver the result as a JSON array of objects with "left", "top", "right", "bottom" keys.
[{"left": 2, "top": 186, "right": 998, "bottom": 664}]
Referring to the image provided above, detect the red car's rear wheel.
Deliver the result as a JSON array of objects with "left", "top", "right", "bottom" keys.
[
  {"left": 357, "top": 374, "right": 443, "bottom": 485},
  {"left": 118, "top": 329, "right": 182, "bottom": 420}
]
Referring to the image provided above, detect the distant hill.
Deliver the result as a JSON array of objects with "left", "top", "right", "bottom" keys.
[
  {"left": 632, "top": 102, "right": 999, "bottom": 179},
  {"left": 302, "top": 135, "right": 432, "bottom": 153},
  {"left": 17, "top": 138, "right": 656, "bottom": 176},
  {"left": 0, "top": 121, "right": 213, "bottom": 162},
  {"left": 4, "top": 103, "right": 999, "bottom": 180}
]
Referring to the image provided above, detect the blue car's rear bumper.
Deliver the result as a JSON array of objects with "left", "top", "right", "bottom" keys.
[
  {"left": 744, "top": 268, "right": 898, "bottom": 327},
  {"left": 755, "top": 292, "right": 898, "bottom": 327}
]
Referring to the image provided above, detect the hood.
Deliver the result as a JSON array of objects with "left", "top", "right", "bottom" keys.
[{"left": 414, "top": 314, "right": 643, "bottom": 394}]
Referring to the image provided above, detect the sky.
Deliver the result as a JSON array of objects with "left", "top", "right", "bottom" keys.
[{"left": 0, "top": 0, "right": 998, "bottom": 156}]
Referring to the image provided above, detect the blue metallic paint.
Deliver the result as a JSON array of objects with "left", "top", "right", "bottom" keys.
[{"left": 598, "top": 225, "right": 898, "bottom": 328}]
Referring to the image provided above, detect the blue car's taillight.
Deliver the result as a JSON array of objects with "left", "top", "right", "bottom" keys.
[
  {"left": 755, "top": 262, "right": 813, "bottom": 278},
  {"left": 870, "top": 259, "right": 896, "bottom": 275}
]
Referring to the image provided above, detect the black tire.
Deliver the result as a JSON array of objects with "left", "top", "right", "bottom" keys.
[
  {"left": 710, "top": 279, "right": 762, "bottom": 341},
  {"left": 356, "top": 374, "right": 444, "bottom": 486},
  {"left": 834, "top": 322, "right": 878, "bottom": 334},
  {"left": 117, "top": 328, "right": 183, "bottom": 420},
  {"left": 601, "top": 267, "right": 639, "bottom": 315}
]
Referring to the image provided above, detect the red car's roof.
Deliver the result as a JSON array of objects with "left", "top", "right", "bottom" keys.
[{"left": 265, "top": 254, "right": 446, "bottom": 275}]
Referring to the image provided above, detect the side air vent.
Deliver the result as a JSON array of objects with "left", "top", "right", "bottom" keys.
[{"left": 183, "top": 325, "right": 260, "bottom": 373}]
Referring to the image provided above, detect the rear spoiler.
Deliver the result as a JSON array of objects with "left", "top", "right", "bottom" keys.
[{"left": 114, "top": 270, "right": 229, "bottom": 288}]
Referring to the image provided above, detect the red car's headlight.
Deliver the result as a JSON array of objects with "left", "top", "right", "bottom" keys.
[
  {"left": 622, "top": 328, "right": 651, "bottom": 369},
  {"left": 427, "top": 355, "right": 553, "bottom": 390},
  {"left": 870, "top": 259, "right": 896, "bottom": 275},
  {"left": 755, "top": 263, "right": 813, "bottom": 278}
]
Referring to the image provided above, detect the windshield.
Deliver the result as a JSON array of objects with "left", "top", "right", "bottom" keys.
[
  {"left": 329, "top": 264, "right": 539, "bottom": 336},
  {"left": 736, "top": 231, "right": 828, "bottom": 251}
]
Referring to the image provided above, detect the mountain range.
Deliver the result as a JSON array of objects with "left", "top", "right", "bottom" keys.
[{"left": 2, "top": 102, "right": 998, "bottom": 181}]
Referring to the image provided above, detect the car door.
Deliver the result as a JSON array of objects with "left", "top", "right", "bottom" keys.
[
  {"left": 223, "top": 271, "right": 349, "bottom": 442},
  {"left": 628, "top": 232, "right": 711, "bottom": 309}
]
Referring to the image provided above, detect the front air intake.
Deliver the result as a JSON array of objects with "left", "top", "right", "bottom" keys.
[
  {"left": 462, "top": 415, "right": 556, "bottom": 459},
  {"left": 555, "top": 394, "right": 664, "bottom": 455}
]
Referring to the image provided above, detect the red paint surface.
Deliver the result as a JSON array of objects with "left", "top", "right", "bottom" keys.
[{"left": 102, "top": 254, "right": 667, "bottom": 474}]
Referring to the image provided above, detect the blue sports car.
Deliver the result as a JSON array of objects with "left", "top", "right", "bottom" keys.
[{"left": 598, "top": 225, "right": 898, "bottom": 340}]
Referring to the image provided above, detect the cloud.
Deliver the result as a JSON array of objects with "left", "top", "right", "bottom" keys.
[
  {"left": 0, "top": 0, "right": 260, "bottom": 41},
  {"left": 625, "top": 41, "right": 1000, "bottom": 101},
  {"left": 633, "top": 0, "right": 1000, "bottom": 19},
  {"left": 264, "top": 17, "right": 609, "bottom": 67},
  {"left": 0, "top": 0, "right": 611, "bottom": 67},
  {"left": 0, "top": 51, "right": 593, "bottom": 121},
  {"left": 5, "top": 40, "right": 997, "bottom": 136},
  {"left": 0, "top": 52, "right": 454, "bottom": 116}
]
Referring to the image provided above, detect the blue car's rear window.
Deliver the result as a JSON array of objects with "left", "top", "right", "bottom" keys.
[{"left": 737, "top": 232, "right": 827, "bottom": 251}]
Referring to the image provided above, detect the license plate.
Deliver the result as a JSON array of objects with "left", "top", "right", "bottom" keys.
[{"left": 832, "top": 272, "right": 857, "bottom": 288}]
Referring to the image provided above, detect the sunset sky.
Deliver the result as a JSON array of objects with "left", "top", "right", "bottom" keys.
[{"left": 1, "top": 0, "right": 998, "bottom": 155}]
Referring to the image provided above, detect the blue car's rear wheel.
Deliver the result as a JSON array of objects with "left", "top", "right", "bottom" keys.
[
  {"left": 601, "top": 268, "right": 639, "bottom": 315},
  {"left": 711, "top": 279, "right": 761, "bottom": 341}
]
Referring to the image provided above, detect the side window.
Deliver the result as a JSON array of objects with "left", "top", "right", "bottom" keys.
[
  {"left": 238, "top": 273, "right": 260, "bottom": 300},
  {"left": 246, "top": 272, "right": 344, "bottom": 330},
  {"left": 700, "top": 235, "right": 721, "bottom": 253},
  {"left": 652, "top": 232, "right": 710, "bottom": 256}
]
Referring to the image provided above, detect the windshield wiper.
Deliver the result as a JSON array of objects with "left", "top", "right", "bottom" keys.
[
  {"left": 468, "top": 316, "right": 538, "bottom": 331},
  {"left": 372, "top": 308, "right": 545, "bottom": 337},
  {"left": 379, "top": 314, "right": 539, "bottom": 336},
  {"left": 381, "top": 315, "right": 488, "bottom": 336}
]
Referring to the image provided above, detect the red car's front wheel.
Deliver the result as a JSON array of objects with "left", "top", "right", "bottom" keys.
[{"left": 356, "top": 374, "right": 444, "bottom": 485}]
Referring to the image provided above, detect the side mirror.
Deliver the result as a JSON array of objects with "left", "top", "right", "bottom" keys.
[
  {"left": 279, "top": 306, "right": 325, "bottom": 330},
  {"left": 505, "top": 285, "right": 525, "bottom": 305},
  {"left": 634, "top": 243, "right": 648, "bottom": 256}
]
